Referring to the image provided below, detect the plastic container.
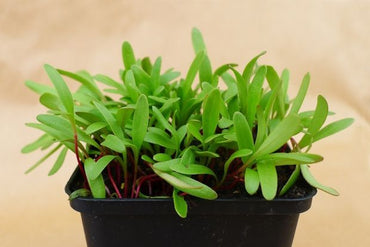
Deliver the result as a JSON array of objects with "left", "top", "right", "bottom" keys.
[{"left": 66, "top": 169, "right": 316, "bottom": 247}]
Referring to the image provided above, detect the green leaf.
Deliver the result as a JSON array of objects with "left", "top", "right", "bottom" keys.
[
  {"left": 153, "top": 169, "right": 218, "bottom": 200},
  {"left": 25, "top": 144, "right": 62, "bottom": 174},
  {"left": 266, "top": 66, "right": 285, "bottom": 118},
  {"left": 247, "top": 66, "right": 266, "bottom": 126},
  {"left": 255, "top": 108, "right": 266, "bottom": 149},
  {"left": 191, "top": 27, "right": 207, "bottom": 53},
  {"left": 244, "top": 168, "right": 260, "bottom": 195},
  {"left": 279, "top": 165, "right": 300, "bottom": 196},
  {"left": 89, "top": 155, "right": 116, "bottom": 180},
  {"left": 312, "top": 118, "right": 354, "bottom": 144},
  {"left": 202, "top": 89, "right": 221, "bottom": 139},
  {"left": 290, "top": 73, "right": 310, "bottom": 114},
  {"left": 132, "top": 95, "right": 149, "bottom": 150},
  {"left": 220, "top": 149, "right": 253, "bottom": 184},
  {"left": 242, "top": 51, "right": 266, "bottom": 83},
  {"left": 187, "top": 120, "right": 203, "bottom": 143},
  {"left": 257, "top": 152, "right": 323, "bottom": 166},
  {"left": 85, "top": 122, "right": 107, "bottom": 135},
  {"left": 170, "top": 163, "right": 217, "bottom": 178},
  {"left": 182, "top": 51, "right": 205, "bottom": 96},
  {"left": 233, "top": 112, "right": 254, "bottom": 151},
  {"left": 124, "top": 70, "right": 140, "bottom": 101},
  {"left": 93, "top": 101, "right": 124, "bottom": 139},
  {"left": 152, "top": 106, "right": 177, "bottom": 135},
  {"left": 57, "top": 69, "right": 104, "bottom": 100},
  {"left": 257, "top": 161, "right": 277, "bottom": 200},
  {"left": 122, "top": 41, "right": 136, "bottom": 70},
  {"left": 40, "top": 93, "right": 62, "bottom": 111},
  {"left": 69, "top": 188, "right": 91, "bottom": 200},
  {"left": 153, "top": 153, "right": 172, "bottom": 162},
  {"left": 173, "top": 189, "right": 188, "bottom": 218},
  {"left": 21, "top": 134, "right": 54, "bottom": 153},
  {"left": 84, "top": 158, "right": 106, "bottom": 198},
  {"left": 101, "top": 134, "right": 127, "bottom": 153},
  {"left": 230, "top": 67, "right": 248, "bottom": 115},
  {"left": 94, "top": 74, "right": 126, "bottom": 94},
  {"left": 255, "top": 114, "right": 302, "bottom": 157},
  {"left": 144, "top": 128, "right": 177, "bottom": 149},
  {"left": 48, "top": 147, "right": 68, "bottom": 176},
  {"left": 301, "top": 164, "right": 339, "bottom": 195},
  {"left": 44, "top": 64, "right": 74, "bottom": 116},
  {"left": 153, "top": 159, "right": 181, "bottom": 172},
  {"left": 299, "top": 95, "right": 329, "bottom": 148},
  {"left": 25, "top": 80, "right": 55, "bottom": 95},
  {"left": 150, "top": 57, "right": 162, "bottom": 90}
]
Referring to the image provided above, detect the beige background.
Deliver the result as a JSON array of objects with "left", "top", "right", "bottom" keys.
[{"left": 1, "top": 0, "right": 369, "bottom": 246}]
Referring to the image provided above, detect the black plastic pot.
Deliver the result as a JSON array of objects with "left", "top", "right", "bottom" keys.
[{"left": 66, "top": 169, "right": 316, "bottom": 247}]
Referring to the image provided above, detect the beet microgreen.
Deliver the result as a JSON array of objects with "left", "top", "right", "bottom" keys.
[{"left": 23, "top": 28, "right": 353, "bottom": 218}]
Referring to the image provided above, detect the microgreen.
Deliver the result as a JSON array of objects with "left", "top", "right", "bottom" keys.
[{"left": 23, "top": 27, "right": 353, "bottom": 217}]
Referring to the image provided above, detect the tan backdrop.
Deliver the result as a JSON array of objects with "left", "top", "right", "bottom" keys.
[{"left": 1, "top": 0, "right": 369, "bottom": 246}]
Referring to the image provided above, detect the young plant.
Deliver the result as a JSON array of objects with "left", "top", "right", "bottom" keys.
[{"left": 23, "top": 28, "right": 353, "bottom": 217}]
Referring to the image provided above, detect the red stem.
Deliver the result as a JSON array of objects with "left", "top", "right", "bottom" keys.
[
  {"left": 108, "top": 165, "right": 122, "bottom": 198},
  {"left": 74, "top": 134, "right": 88, "bottom": 188}
]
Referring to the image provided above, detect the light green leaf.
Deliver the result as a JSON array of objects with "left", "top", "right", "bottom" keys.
[
  {"left": 242, "top": 51, "right": 266, "bottom": 83},
  {"left": 21, "top": 134, "right": 54, "bottom": 153},
  {"left": 170, "top": 163, "right": 217, "bottom": 178},
  {"left": 279, "top": 165, "right": 301, "bottom": 196},
  {"left": 69, "top": 188, "right": 91, "bottom": 200},
  {"left": 203, "top": 89, "right": 221, "bottom": 139},
  {"left": 44, "top": 64, "right": 74, "bottom": 116},
  {"left": 144, "top": 128, "right": 177, "bottom": 149},
  {"left": 153, "top": 153, "right": 172, "bottom": 162},
  {"left": 233, "top": 112, "right": 254, "bottom": 151},
  {"left": 101, "top": 134, "right": 127, "bottom": 153},
  {"left": 299, "top": 95, "right": 329, "bottom": 148},
  {"left": 257, "top": 152, "right": 323, "bottom": 166},
  {"left": 173, "top": 189, "right": 188, "bottom": 218},
  {"left": 48, "top": 147, "right": 68, "bottom": 176},
  {"left": 40, "top": 93, "right": 62, "bottom": 111},
  {"left": 244, "top": 168, "right": 260, "bottom": 195},
  {"left": 84, "top": 158, "right": 106, "bottom": 198},
  {"left": 88, "top": 155, "right": 116, "bottom": 180},
  {"left": 57, "top": 69, "right": 104, "bottom": 100},
  {"left": 301, "top": 164, "right": 339, "bottom": 195},
  {"left": 255, "top": 114, "right": 302, "bottom": 157},
  {"left": 132, "top": 94, "right": 149, "bottom": 150},
  {"left": 153, "top": 159, "right": 181, "bottom": 172},
  {"left": 93, "top": 101, "right": 124, "bottom": 139},
  {"left": 182, "top": 51, "right": 205, "bottom": 96},
  {"left": 257, "top": 161, "right": 277, "bottom": 200},
  {"left": 290, "top": 73, "right": 310, "bottom": 114},
  {"left": 25, "top": 144, "right": 62, "bottom": 174},
  {"left": 312, "top": 118, "right": 354, "bottom": 144},
  {"left": 85, "top": 122, "right": 107, "bottom": 135},
  {"left": 247, "top": 66, "right": 266, "bottom": 126},
  {"left": 25, "top": 80, "right": 55, "bottom": 95},
  {"left": 220, "top": 149, "right": 253, "bottom": 184},
  {"left": 122, "top": 41, "right": 136, "bottom": 70}
]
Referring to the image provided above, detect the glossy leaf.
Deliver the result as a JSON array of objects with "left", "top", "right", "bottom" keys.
[
  {"left": 88, "top": 155, "right": 116, "bottom": 180},
  {"left": 312, "top": 118, "right": 354, "bottom": 144},
  {"left": 94, "top": 101, "right": 124, "bottom": 139},
  {"left": 257, "top": 152, "right": 323, "bottom": 166},
  {"left": 101, "top": 135, "right": 127, "bottom": 153}
]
